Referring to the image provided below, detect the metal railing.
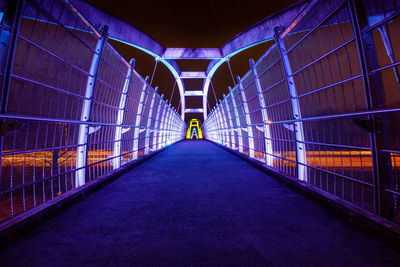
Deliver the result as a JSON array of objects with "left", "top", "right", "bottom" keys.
[
  {"left": 203, "top": 0, "right": 400, "bottom": 225},
  {"left": 0, "top": 0, "right": 186, "bottom": 223}
]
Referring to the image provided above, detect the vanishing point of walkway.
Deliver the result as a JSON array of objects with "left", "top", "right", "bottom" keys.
[{"left": 1, "top": 140, "right": 400, "bottom": 265}]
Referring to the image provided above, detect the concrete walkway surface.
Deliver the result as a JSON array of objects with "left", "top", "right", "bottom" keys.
[{"left": 1, "top": 140, "right": 400, "bottom": 266}]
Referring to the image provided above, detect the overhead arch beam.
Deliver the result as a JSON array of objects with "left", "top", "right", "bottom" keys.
[
  {"left": 65, "top": 0, "right": 186, "bottom": 118},
  {"left": 33, "top": 0, "right": 310, "bottom": 121},
  {"left": 202, "top": 0, "right": 308, "bottom": 120},
  {"left": 220, "top": 1, "right": 307, "bottom": 58}
]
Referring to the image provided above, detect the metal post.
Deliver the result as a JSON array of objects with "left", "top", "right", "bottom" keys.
[
  {"left": 145, "top": 88, "right": 157, "bottom": 155},
  {"left": 163, "top": 105, "right": 171, "bottom": 145},
  {"left": 0, "top": 0, "right": 25, "bottom": 187},
  {"left": 172, "top": 109, "right": 177, "bottom": 142},
  {"left": 348, "top": 0, "right": 392, "bottom": 217},
  {"left": 132, "top": 76, "right": 149, "bottom": 160},
  {"left": 169, "top": 108, "right": 176, "bottom": 143},
  {"left": 149, "top": 57, "right": 159, "bottom": 86},
  {"left": 275, "top": 27, "right": 307, "bottom": 181},
  {"left": 213, "top": 106, "right": 220, "bottom": 143},
  {"left": 230, "top": 86, "right": 243, "bottom": 153},
  {"left": 113, "top": 59, "right": 134, "bottom": 169},
  {"left": 219, "top": 99, "right": 230, "bottom": 147},
  {"left": 160, "top": 103, "right": 168, "bottom": 146},
  {"left": 223, "top": 93, "right": 235, "bottom": 149},
  {"left": 215, "top": 105, "right": 224, "bottom": 144},
  {"left": 158, "top": 100, "right": 167, "bottom": 148},
  {"left": 166, "top": 105, "right": 174, "bottom": 144},
  {"left": 250, "top": 59, "right": 273, "bottom": 166},
  {"left": 152, "top": 94, "right": 163, "bottom": 150},
  {"left": 76, "top": 26, "right": 108, "bottom": 187},
  {"left": 168, "top": 106, "right": 174, "bottom": 144},
  {"left": 237, "top": 76, "right": 255, "bottom": 158},
  {"left": 1, "top": 0, "right": 24, "bottom": 110},
  {"left": 212, "top": 107, "right": 217, "bottom": 143},
  {"left": 167, "top": 108, "right": 173, "bottom": 143}
]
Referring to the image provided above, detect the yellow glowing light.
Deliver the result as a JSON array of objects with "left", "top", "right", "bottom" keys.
[{"left": 185, "top": 119, "right": 203, "bottom": 139}]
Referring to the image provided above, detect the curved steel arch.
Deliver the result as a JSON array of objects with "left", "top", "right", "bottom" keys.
[
  {"left": 67, "top": 0, "right": 310, "bottom": 121},
  {"left": 69, "top": 0, "right": 186, "bottom": 119},
  {"left": 202, "top": 0, "right": 308, "bottom": 120}
]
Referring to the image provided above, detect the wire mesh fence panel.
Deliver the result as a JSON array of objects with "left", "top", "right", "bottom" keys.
[
  {"left": 256, "top": 45, "right": 297, "bottom": 177},
  {"left": 0, "top": 0, "right": 98, "bottom": 222},
  {"left": 203, "top": 0, "right": 400, "bottom": 224},
  {"left": 0, "top": 0, "right": 185, "bottom": 223},
  {"left": 360, "top": 0, "right": 400, "bottom": 222}
]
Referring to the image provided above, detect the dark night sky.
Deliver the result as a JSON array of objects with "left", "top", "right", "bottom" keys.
[{"left": 86, "top": 0, "right": 298, "bottom": 122}]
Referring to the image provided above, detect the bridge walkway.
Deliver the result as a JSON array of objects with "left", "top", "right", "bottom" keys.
[{"left": 1, "top": 140, "right": 400, "bottom": 265}]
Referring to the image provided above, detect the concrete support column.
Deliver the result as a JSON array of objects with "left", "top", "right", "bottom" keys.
[{"left": 113, "top": 59, "right": 134, "bottom": 169}]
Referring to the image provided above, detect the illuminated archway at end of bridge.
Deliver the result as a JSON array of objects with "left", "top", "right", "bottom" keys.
[{"left": 185, "top": 119, "right": 204, "bottom": 139}]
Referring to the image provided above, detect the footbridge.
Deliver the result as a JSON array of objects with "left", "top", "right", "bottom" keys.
[{"left": 1, "top": 0, "right": 400, "bottom": 264}]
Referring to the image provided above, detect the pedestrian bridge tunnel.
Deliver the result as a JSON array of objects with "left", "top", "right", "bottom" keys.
[{"left": 1, "top": 0, "right": 400, "bottom": 249}]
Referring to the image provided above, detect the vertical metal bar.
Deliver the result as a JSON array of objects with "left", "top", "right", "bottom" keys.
[
  {"left": 76, "top": 26, "right": 108, "bottom": 187},
  {"left": 149, "top": 58, "right": 159, "bottom": 86},
  {"left": 216, "top": 104, "right": 224, "bottom": 144},
  {"left": 169, "top": 107, "right": 175, "bottom": 143},
  {"left": 169, "top": 80, "right": 177, "bottom": 104},
  {"left": 161, "top": 104, "right": 170, "bottom": 147},
  {"left": 145, "top": 88, "right": 157, "bottom": 154},
  {"left": 152, "top": 94, "right": 163, "bottom": 150},
  {"left": 230, "top": 87, "right": 243, "bottom": 153},
  {"left": 160, "top": 103, "right": 167, "bottom": 146},
  {"left": 113, "top": 59, "right": 134, "bottom": 169},
  {"left": 222, "top": 94, "right": 234, "bottom": 149},
  {"left": 165, "top": 104, "right": 172, "bottom": 145},
  {"left": 0, "top": 0, "right": 24, "bottom": 188},
  {"left": 158, "top": 101, "right": 167, "bottom": 148},
  {"left": 219, "top": 99, "right": 230, "bottom": 147},
  {"left": 168, "top": 107, "right": 175, "bottom": 143},
  {"left": 348, "top": 0, "right": 390, "bottom": 216},
  {"left": 0, "top": 0, "right": 24, "bottom": 110},
  {"left": 164, "top": 104, "right": 173, "bottom": 145},
  {"left": 237, "top": 76, "right": 255, "bottom": 158},
  {"left": 212, "top": 106, "right": 220, "bottom": 143},
  {"left": 275, "top": 26, "right": 307, "bottom": 181},
  {"left": 132, "top": 76, "right": 149, "bottom": 160},
  {"left": 226, "top": 59, "right": 236, "bottom": 86},
  {"left": 167, "top": 107, "right": 173, "bottom": 142},
  {"left": 378, "top": 26, "right": 400, "bottom": 88},
  {"left": 215, "top": 106, "right": 224, "bottom": 144},
  {"left": 250, "top": 59, "right": 273, "bottom": 166}
]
